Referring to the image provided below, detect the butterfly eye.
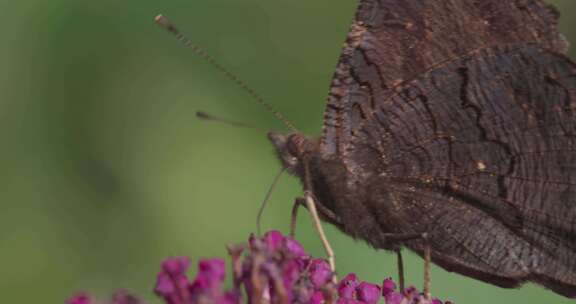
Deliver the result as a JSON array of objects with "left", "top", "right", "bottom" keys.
[{"left": 287, "top": 134, "right": 304, "bottom": 157}]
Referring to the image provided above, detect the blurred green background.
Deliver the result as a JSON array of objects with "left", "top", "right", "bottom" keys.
[{"left": 1, "top": 0, "right": 575, "bottom": 303}]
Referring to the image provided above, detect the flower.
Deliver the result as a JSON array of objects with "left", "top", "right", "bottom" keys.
[
  {"left": 382, "top": 278, "right": 396, "bottom": 297},
  {"left": 338, "top": 273, "right": 359, "bottom": 300},
  {"left": 111, "top": 291, "right": 142, "bottom": 304},
  {"left": 68, "top": 230, "right": 451, "bottom": 304},
  {"left": 155, "top": 257, "right": 191, "bottom": 304},
  {"left": 66, "top": 294, "right": 91, "bottom": 304},
  {"left": 356, "top": 282, "right": 380, "bottom": 304},
  {"left": 66, "top": 291, "right": 143, "bottom": 304},
  {"left": 381, "top": 282, "right": 445, "bottom": 304},
  {"left": 309, "top": 259, "right": 333, "bottom": 288}
]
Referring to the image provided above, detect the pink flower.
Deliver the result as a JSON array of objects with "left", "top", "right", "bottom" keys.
[
  {"left": 357, "top": 282, "right": 381, "bottom": 304},
  {"left": 66, "top": 294, "right": 91, "bottom": 304},
  {"left": 68, "top": 231, "right": 451, "bottom": 304}
]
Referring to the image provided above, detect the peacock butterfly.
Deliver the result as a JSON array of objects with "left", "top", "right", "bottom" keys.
[{"left": 269, "top": 0, "right": 576, "bottom": 298}]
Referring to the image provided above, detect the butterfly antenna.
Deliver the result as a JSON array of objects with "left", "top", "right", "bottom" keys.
[
  {"left": 196, "top": 111, "right": 270, "bottom": 132},
  {"left": 155, "top": 15, "right": 299, "bottom": 134}
]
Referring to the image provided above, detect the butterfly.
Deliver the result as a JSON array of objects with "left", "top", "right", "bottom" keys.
[{"left": 269, "top": 0, "right": 576, "bottom": 297}]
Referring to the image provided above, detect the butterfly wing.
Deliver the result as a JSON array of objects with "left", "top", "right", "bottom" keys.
[
  {"left": 321, "top": 0, "right": 568, "bottom": 157},
  {"left": 346, "top": 44, "right": 576, "bottom": 296}
]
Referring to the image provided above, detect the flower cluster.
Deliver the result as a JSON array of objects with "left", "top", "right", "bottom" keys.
[{"left": 67, "top": 230, "right": 451, "bottom": 304}]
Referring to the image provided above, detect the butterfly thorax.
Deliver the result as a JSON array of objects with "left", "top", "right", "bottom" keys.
[{"left": 269, "top": 131, "right": 399, "bottom": 248}]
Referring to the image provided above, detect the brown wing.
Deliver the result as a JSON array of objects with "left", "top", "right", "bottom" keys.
[
  {"left": 321, "top": 0, "right": 569, "bottom": 157},
  {"left": 347, "top": 45, "right": 576, "bottom": 297}
]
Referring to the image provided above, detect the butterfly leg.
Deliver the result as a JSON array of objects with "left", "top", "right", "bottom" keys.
[
  {"left": 304, "top": 191, "right": 337, "bottom": 282},
  {"left": 384, "top": 232, "right": 431, "bottom": 298},
  {"left": 290, "top": 195, "right": 342, "bottom": 238},
  {"left": 289, "top": 197, "right": 305, "bottom": 238},
  {"left": 414, "top": 234, "right": 433, "bottom": 299},
  {"left": 395, "top": 248, "right": 405, "bottom": 292},
  {"left": 424, "top": 235, "right": 431, "bottom": 300}
]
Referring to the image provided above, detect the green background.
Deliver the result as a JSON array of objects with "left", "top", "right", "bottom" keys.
[{"left": 1, "top": 0, "right": 575, "bottom": 303}]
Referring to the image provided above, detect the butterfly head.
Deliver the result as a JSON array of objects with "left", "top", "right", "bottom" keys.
[{"left": 268, "top": 132, "right": 312, "bottom": 175}]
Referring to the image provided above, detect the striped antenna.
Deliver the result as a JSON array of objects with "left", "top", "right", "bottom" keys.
[
  {"left": 155, "top": 14, "right": 299, "bottom": 134},
  {"left": 196, "top": 111, "right": 269, "bottom": 132}
]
